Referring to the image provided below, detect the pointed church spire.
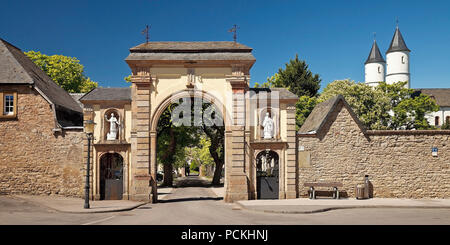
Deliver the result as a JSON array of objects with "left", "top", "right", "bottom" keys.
[
  {"left": 386, "top": 26, "right": 410, "bottom": 53},
  {"left": 365, "top": 39, "right": 385, "bottom": 64}
]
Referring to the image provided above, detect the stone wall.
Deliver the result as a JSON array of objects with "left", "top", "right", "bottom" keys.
[
  {"left": 298, "top": 101, "right": 450, "bottom": 199},
  {"left": 0, "top": 85, "right": 84, "bottom": 197}
]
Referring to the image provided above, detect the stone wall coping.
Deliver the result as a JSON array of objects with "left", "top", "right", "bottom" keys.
[
  {"left": 298, "top": 130, "right": 450, "bottom": 137},
  {"left": 297, "top": 133, "right": 318, "bottom": 137},
  {"left": 365, "top": 130, "right": 450, "bottom": 136}
]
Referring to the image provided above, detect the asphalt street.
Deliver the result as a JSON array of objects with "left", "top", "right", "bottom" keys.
[{"left": 1, "top": 176, "right": 450, "bottom": 225}]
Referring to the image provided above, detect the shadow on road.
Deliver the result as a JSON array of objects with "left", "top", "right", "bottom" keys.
[{"left": 158, "top": 196, "right": 223, "bottom": 203}]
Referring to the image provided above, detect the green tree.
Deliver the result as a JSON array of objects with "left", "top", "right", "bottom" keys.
[
  {"left": 254, "top": 73, "right": 279, "bottom": 88},
  {"left": 24, "top": 51, "right": 97, "bottom": 93},
  {"left": 255, "top": 55, "right": 321, "bottom": 129},
  {"left": 378, "top": 81, "right": 439, "bottom": 129},
  {"left": 157, "top": 103, "right": 198, "bottom": 186},
  {"left": 187, "top": 137, "right": 215, "bottom": 167},
  {"left": 319, "top": 79, "right": 391, "bottom": 129},
  {"left": 392, "top": 92, "right": 439, "bottom": 130},
  {"left": 319, "top": 80, "right": 439, "bottom": 130},
  {"left": 198, "top": 102, "right": 225, "bottom": 185},
  {"left": 273, "top": 54, "right": 321, "bottom": 97},
  {"left": 442, "top": 122, "right": 450, "bottom": 130},
  {"left": 157, "top": 98, "right": 225, "bottom": 186},
  {"left": 296, "top": 95, "right": 318, "bottom": 129},
  {"left": 124, "top": 75, "right": 132, "bottom": 83}
]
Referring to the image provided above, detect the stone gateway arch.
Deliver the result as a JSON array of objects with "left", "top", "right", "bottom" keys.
[{"left": 81, "top": 41, "right": 299, "bottom": 203}]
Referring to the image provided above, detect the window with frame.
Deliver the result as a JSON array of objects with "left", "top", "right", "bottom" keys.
[
  {"left": 0, "top": 91, "right": 17, "bottom": 118},
  {"left": 435, "top": 116, "right": 440, "bottom": 126},
  {"left": 4, "top": 94, "right": 14, "bottom": 115}
]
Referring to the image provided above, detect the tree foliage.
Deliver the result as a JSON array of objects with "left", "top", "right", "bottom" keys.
[
  {"left": 442, "top": 122, "right": 450, "bottom": 130},
  {"left": 157, "top": 103, "right": 199, "bottom": 186},
  {"left": 296, "top": 95, "right": 318, "bottom": 129},
  {"left": 319, "top": 79, "right": 390, "bottom": 129},
  {"left": 319, "top": 80, "right": 439, "bottom": 130},
  {"left": 156, "top": 98, "right": 224, "bottom": 186},
  {"left": 24, "top": 51, "right": 97, "bottom": 93},
  {"left": 124, "top": 75, "right": 132, "bottom": 83},
  {"left": 199, "top": 102, "right": 225, "bottom": 185},
  {"left": 272, "top": 54, "right": 321, "bottom": 97},
  {"left": 255, "top": 54, "right": 322, "bottom": 129},
  {"left": 186, "top": 137, "right": 215, "bottom": 167}
]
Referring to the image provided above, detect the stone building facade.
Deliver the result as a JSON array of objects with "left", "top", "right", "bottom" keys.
[
  {"left": 79, "top": 87, "right": 132, "bottom": 200},
  {"left": 298, "top": 95, "right": 450, "bottom": 198},
  {"left": 0, "top": 39, "right": 85, "bottom": 197},
  {"left": 81, "top": 41, "right": 299, "bottom": 203},
  {"left": 2, "top": 37, "right": 449, "bottom": 202},
  {"left": 417, "top": 89, "right": 450, "bottom": 128}
]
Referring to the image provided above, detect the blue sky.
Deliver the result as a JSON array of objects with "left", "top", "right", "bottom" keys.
[{"left": 1, "top": 0, "right": 449, "bottom": 90}]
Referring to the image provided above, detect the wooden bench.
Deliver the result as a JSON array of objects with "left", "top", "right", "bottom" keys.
[{"left": 303, "top": 182, "right": 343, "bottom": 199}]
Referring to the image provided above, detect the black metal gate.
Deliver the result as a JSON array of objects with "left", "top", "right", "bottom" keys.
[
  {"left": 256, "top": 150, "right": 279, "bottom": 199},
  {"left": 100, "top": 153, "right": 123, "bottom": 200}
]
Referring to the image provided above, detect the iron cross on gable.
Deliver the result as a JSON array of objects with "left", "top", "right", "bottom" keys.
[
  {"left": 228, "top": 24, "right": 239, "bottom": 43},
  {"left": 142, "top": 24, "right": 151, "bottom": 43}
]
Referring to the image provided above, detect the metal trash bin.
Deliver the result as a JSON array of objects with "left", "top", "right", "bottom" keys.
[
  {"left": 356, "top": 184, "right": 366, "bottom": 199},
  {"left": 364, "top": 175, "right": 370, "bottom": 199}
]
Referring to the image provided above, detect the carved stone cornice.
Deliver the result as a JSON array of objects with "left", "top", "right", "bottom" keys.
[
  {"left": 250, "top": 140, "right": 287, "bottom": 150},
  {"left": 131, "top": 74, "right": 157, "bottom": 87}
]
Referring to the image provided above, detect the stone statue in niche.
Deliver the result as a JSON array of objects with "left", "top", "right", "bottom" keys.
[
  {"left": 262, "top": 112, "right": 274, "bottom": 139},
  {"left": 105, "top": 113, "right": 120, "bottom": 140}
]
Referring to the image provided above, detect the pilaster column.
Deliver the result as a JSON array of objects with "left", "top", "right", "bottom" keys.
[
  {"left": 82, "top": 106, "right": 95, "bottom": 200},
  {"left": 285, "top": 104, "right": 298, "bottom": 199},
  {"left": 129, "top": 73, "right": 152, "bottom": 202},
  {"left": 224, "top": 73, "right": 250, "bottom": 202},
  {"left": 150, "top": 131, "right": 158, "bottom": 203}
]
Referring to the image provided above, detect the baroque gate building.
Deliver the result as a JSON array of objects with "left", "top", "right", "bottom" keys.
[{"left": 81, "top": 41, "right": 299, "bottom": 203}]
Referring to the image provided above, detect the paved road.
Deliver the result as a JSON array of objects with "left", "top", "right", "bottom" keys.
[
  {"left": 1, "top": 176, "right": 450, "bottom": 225},
  {"left": 0, "top": 195, "right": 110, "bottom": 225}
]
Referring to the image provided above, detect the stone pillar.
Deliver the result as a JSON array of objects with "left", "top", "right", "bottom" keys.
[
  {"left": 224, "top": 73, "right": 250, "bottom": 202},
  {"left": 150, "top": 131, "right": 158, "bottom": 203},
  {"left": 129, "top": 73, "right": 152, "bottom": 202},
  {"left": 82, "top": 107, "right": 95, "bottom": 200},
  {"left": 285, "top": 104, "right": 298, "bottom": 199}
]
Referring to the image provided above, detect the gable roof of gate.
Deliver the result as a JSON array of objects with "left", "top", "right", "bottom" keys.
[
  {"left": 130, "top": 41, "right": 253, "bottom": 52},
  {"left": 126, "top": 41, "right": 256, "bottom": 63},
  {"left": 298, "top": 95, "right": 366, "bottom": 135}
]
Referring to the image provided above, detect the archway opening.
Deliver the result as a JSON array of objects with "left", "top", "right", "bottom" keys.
[
  {"left": 256, "top": 150, "right": 279, "bottom": 199},
  {"left": 155, "top": 95, "right": 225, "bottom": 198},
  {"left": 100, "top": 153, "right": 124, "bottom": 200}
]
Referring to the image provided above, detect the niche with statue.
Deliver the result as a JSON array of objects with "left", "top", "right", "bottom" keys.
[{"left": 104, "top": 109, "right": 122, "bottom": 141}]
